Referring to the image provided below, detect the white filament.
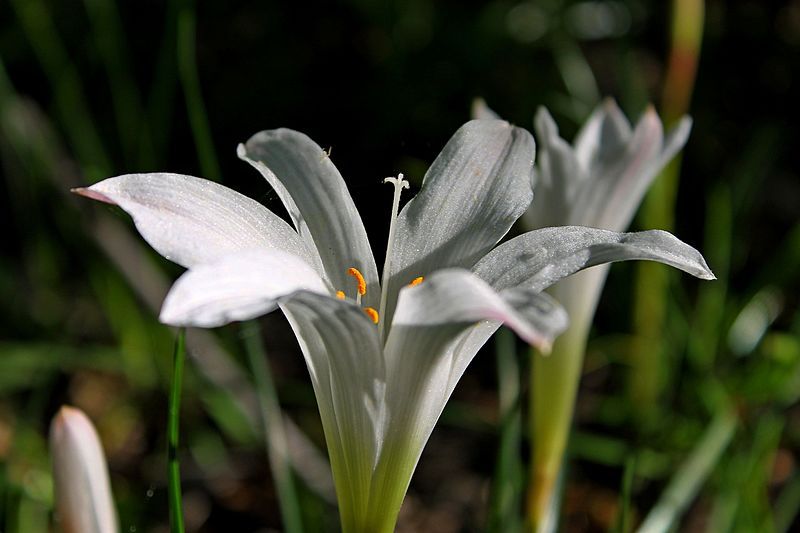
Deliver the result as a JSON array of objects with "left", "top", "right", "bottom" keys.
[{"left": 378, "top": 173, "right": 409, "bottom": 339}]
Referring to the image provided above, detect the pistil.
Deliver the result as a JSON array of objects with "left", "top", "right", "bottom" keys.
[{"left": 379, "top": 173, "right": 409, "bottom": 338}]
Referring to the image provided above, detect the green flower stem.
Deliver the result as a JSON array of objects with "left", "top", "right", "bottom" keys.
[
  {"left": 168, "top": 329, "right": 186, "bottom": 533},
  {"left": 528, "top": 313, "right": 590, "bottom": 532},
  {"left": 527, "top": 267, "right": 605, "bottom": 533},
  {"left": 241, "top": 321, "right": 304, "bottom": 533}
]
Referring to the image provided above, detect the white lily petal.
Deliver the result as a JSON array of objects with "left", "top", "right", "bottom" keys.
[
  {"left": 384, "top": 119, "right": 535, "bottom": 326},
  {"left": 238, "top": 129, "right": 380, "bottom": 308},
  {"left": 50, "top": 406, "right": 118, "bottom": 533},
  {"left": 572, "top": 106, "right": 663, "bottom": 230},
  {"left": 522, "top": 107, "right": 584, "bottom": 230},
  {"left": 366, "top": 270, "right": 566, "bottom": 523},
  {"left": 438, "top": 288, "right": 569, "bottom": 402},
  {"left": 76, "top": 173, "right": 313, "bottom": 269},
  {"left": 390, "top": 269, "right": 564, "bottom": 354},
  {"left": 573, "top": 98, "right": 632, "bottom": 171},
  {"left": 473, "top": 226, "right": 716, "bottom": 293},
  {"left": 279, "top": 292, "right": 385, "bottom": 527},
  {"left": 159, "top": 249, "right": 328, "bottom": 327},
  {"left": 658, "top": 115, "right": 693, "bottom": 168}
]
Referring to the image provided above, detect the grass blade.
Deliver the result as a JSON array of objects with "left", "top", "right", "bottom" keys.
[
  {"left": 242, "top": 321, "right": 304, "bottom": 533},
  {"left": 168, "top": 329, "right": 186, "bottom": 533},
  {"left": 177, "top": 2, "right": 222, "bottom": 180},
  {"left": 487, "top": 328, "right": 523, "bottom": 533},
  {"left": 636, "top": 407, "right": 736, "bottom": 533}
]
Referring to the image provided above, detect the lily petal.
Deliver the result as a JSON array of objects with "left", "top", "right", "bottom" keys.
[
  {"left": 473, "top": 226, "right": 715, "bottom": 293},
  {"left": 75, "top": 173, "right": 313, "bottom": 269},
  {"left": 525, "top": 103, "right": 691, "bottom": 233},
  {"left": 366, "top": 270, "right": 567, "bottom": 524},
  {"left": 389, "top": 269, "right": 565, "bottom": 354},
  {"left": 658, "top": 115, "right": 693, "bottom": 169},
  {"left": 238, "top": 129, "right": 380, "bottom": 308},
  {"left": 279, "top": 292, "right": 385, "bottom": 528},
  {"left": 522, "top": 108, "right": 584, "bottom": 230},
  {"left": 570, "top": 106, "right": 663, "bottom": 230},
  {"left": 573, "top": 98, "right": 632, "bottom": 171},
  {"left": 159, "top": 249, "right": 328, "bottom": 327},
  {"left": 384, "top": 119, "right": 536, "bottom": 326}
]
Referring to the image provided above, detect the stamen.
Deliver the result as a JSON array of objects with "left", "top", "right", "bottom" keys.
[
  {"left": 363, "top": 307, "right": 379, "bottom": 324},
  {"left": 409, "top": 276, "right": 424, "bottom": 287},
  {"left": 335, "top": 290, "right": 346, "bottom": 300},
  {"left": 378, "top": 173, "right": 410, "bottom": 338},
  {"left": 347, "top": 267, "right": 366, "bottom": 305}
]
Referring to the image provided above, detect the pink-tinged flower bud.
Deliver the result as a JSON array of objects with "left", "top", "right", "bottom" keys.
[{"left": 49, "top": 406, "right": 118, "bottom": 533}]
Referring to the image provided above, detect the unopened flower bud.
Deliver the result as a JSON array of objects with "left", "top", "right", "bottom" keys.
[{"left": 49, "top": 406, "right": 118, "bottom": 533}]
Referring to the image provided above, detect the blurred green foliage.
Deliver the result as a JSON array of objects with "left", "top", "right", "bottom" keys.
[{"left": 0, "top": 0, "right": 798, "bottom": 531}]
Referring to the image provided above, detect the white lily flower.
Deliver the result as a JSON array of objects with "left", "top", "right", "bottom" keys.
[
  {"left": 76, "top": 119, "right": 712, "bottom": 532},
  {"left": 50, "top": 406, "right": 118, "bottom": 533},
  {"left": 476, "top": 99, "right": 697, "bottom": 529}
]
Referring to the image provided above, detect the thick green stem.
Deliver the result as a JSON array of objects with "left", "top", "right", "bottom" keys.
[
  {"left": 527, "top": 267, "right": 607, "bottom": 532},
  {"left": 528, "top": 316, "right": 590, "bottom": 532},
  {"left": 168, "top": 329, "right": 186, "bottom": 533}
]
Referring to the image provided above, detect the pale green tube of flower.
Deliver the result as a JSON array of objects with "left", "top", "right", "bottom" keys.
[{"left": 50, "top": 406, "right": 118, "bottom": 533}]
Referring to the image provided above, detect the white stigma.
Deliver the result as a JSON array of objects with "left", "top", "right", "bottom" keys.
[{"left": 378, "top": 173, "right": 409, "bottom": 339}]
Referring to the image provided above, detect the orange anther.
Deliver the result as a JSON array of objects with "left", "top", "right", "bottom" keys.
[
  {"left": 347, "top": 267, "right": 367, "bottom": 295},
  {"left": 335, "top": 290, "right": 346, "bottom": 300},
  {"left": 409, "top": 276, "right": 424, "bottom": 287},
  {"left": 363, "top": 307, "right": 379, "bottom": 324}
]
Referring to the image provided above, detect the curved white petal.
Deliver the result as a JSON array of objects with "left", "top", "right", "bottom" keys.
[
  {"left": 436, "top": 287, "right": 569, "bottom": 405},
  {"left": 473, "top": 226, "right": 715, "bottom": 293},
  {"left": 75, "top": 173, "right": 313, "bottom": 269},
  {"left": 658, "top": 115, "right": 692, "bottom": 168},
  {"left": 366, "top": 270, "right": 566, "bottom": 522},
  {"left": 238, "top": 129, "right": 380, "bottom": 308},
  {"left": 50, "top": 406, "right": 118, "bottom": 533},
  {"left": 522, "top": 107, "right": 584, "bottom": 230},
  {"left": 570, "top": 106, "right": 665, "bottom": 230},
  {"left": 525, "top": 102, "right": 691, "bottom": 233},
  {"left": 389, "top": 269, "right": 565, "bottom": 354},
  {"left": 573, "top": 98, "right": 632, "bottom": 171},
  {"left": 159, "top": 249, "right": 328, "bottom": 327},
  {"left": 383, "top": 119, "right": 535, "bottom": 327},
  {"left": 279, "top": 292, "right": 385, "bottom": 527}
]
